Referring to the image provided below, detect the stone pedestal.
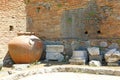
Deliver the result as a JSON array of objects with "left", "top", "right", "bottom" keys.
[
  {"left": 45, "top": 45, "right": 64, "bottom": 62},
  {"left": 69, "top": 51, "right": 88, "bottom": 65}
]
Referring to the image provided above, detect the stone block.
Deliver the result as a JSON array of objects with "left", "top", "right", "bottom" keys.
[
  {"left": 72, "top": 51, "right": 88, "bottom": 60},
  {"left": 105, "top": 49, "right": 120, "bottom": 62},
  {"left": 45, "top": 52, "right": 64, "bottom": 62},
  {"left": 87, "top": 47, "right": 100, "bottom": 56},
  {"left": 89, "top": 55, "right": 103, "bottom": 62},
  {"left": 46, "top": 45, "right": 64, "bottom": 52}
]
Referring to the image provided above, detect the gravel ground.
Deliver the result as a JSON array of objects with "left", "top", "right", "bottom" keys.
[{"left": 19, "top": 72, "right": 120, "bottom": 80}]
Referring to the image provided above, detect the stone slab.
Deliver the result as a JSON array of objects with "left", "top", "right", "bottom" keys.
[
  {"left": 46, "top": 45, "right": 64, "bottom": 52},
  {"left": 45, "top": 52, "right": 64, "bottom": 62}
]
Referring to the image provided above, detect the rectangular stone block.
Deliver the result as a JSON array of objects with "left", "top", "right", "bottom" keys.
[
  {"left": 89, "top": 55, "right": 103, "bottom": 62},
  {"left": 46, "top": 45, "right": 64, "bottom": 52},
  {"left": 45, "top": 52, "right": 64, "bottom": 62}
]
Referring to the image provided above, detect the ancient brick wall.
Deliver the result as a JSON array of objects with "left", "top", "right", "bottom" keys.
[
  {"left": 0, "top": 0, "right": 26, "bottom": 58},
  {"left": 1, "top": 0, "right": 120, "bottom": 59},
  {"left": 26, "top": 0, "right": 120, "bottom": 40}
]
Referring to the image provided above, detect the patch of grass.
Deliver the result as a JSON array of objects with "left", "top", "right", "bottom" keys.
[{"left": 67, "top": 17, "right": 72, "bottom": 23}]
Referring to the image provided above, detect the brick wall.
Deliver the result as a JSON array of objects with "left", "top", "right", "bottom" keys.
[
  {"left": 26, "top": 0, "right": 120, "bottom": 39},
  {"left": 0, "top": 0, "right": 26, "bottom": 59}
]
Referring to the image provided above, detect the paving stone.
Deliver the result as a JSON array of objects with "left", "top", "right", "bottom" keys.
[{"left": 13, "top": 64, "right": 30, "bottom": 70}]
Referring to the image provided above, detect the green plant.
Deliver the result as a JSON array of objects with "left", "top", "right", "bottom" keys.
[
  {"left": 88, "top": 11, "right": 96, "bottom": 16},
  {"left": 67, "top": 17, "right": 72, "bottom": 23},
  {"left": 57, "top": 3, "right": 62, "bottom": 8}
]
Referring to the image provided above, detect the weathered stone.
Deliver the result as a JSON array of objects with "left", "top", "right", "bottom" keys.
[
  {"left": 69, "top": 50, "right": 88, "bottom": 65},
  {"left": 87, "top": 47, "right": 100, "bottom": 56},
  {"left": 13, "top": 64, "right": 30, "bottom": 71},
  {"left": 45, "top": 52, "right": 64, "bottom": 62},
  {"left": 72, "top": 51, "right": 88, "bottom": 60},
  {"left": 3, "top": 52, "right": 14, "bottom": 67},
  {"left": 69, "top": 59, "right": 86, "bottom": 65},
  {"left": 0, "top": 61, "right": 3, "bottom": 70},
  {"left": 100, "top": 41, "right": 108, "bottom": 47},
  {"left": 71, "top": 41, "right": 80, "bottom": 51},
  {"left": 105, "top": 49, "right": 120, "bottom": 62},
  {"left": 46, "top": 45, "right": 64, "bottom": 53},
  {"left": 108, "top": 43, "right": 119, "bottom": 49},
  {"left": 89, "top": 60, "right": 101, "bottom": 67}
]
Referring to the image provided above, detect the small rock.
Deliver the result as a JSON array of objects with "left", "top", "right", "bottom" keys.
[
  {"left": 87, "top": 47, "right": 100, "bottom": 56},
  {"left": 3, "top": 52, "right": 14, "bottom": 67},
  {"left": 108, "top": 43, "right": 119, "bottom": 49},
  {"left": 0, "top": 61, "right": 3, "bottom": 70},
  {"left": 89, "top": 60, "right": 101, "bottom": 67},
  {"left": 100, "top": 41, "right": 108, "bottom": 47},
  {"left": 105, "top": 49, "right": 120, "bottom": 62}
]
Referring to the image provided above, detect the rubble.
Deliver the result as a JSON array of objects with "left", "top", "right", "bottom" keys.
[{"left": 105, "top": 49, "right": 120, "bottom": 62}]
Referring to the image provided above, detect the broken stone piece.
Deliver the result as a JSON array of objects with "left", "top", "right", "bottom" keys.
[
  {"left": 45, "top": 52, "right": 64, "bottom": 62},
  {"left": 87, "top": 47, "right": 100, "bottom": 56},
  {"left": 108, "top": 43, "right": 119, "bottom": 49},
  {"left": 105, "top": 49, "right": 120, "bottom": 62},
  {"left": 89, "top": 60, "right": 101, "bottom": 67},
  {"left": 46, "top": 45, "right": 64, "bottom": 53}
]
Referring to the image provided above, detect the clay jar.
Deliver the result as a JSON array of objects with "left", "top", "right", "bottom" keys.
[{"left": 8, "top": 35, "right": 43, "bottom": 64}]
